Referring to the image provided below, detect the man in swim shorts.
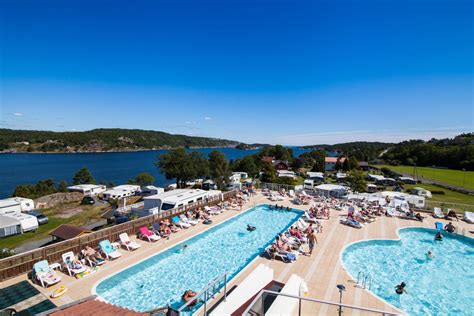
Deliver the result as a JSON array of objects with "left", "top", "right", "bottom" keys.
[{"left": 307, "top": 229, "right": 318, "bottom": 256}]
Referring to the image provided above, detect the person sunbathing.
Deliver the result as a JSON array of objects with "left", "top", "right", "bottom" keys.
[
  {"left": 275, "top": 236, "right": 291, "bottom": 251},
  {"left": 83, "top": 246, "right": 104, "bottom": 264},
  {"left": 160, "top": 225, "right": 172, "bottom": 238},
  {"left": 290, "top": 226, "right": 306, "bottom": 242},
  {"left": 65, "top": 257, "right": 83, "bottom": 270},
  {"left": 415, "top": 213, "right": 423, "bottom": 222}
]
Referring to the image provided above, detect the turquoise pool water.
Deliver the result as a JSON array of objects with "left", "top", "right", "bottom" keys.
[
  {"left": 95, "top": 204, "right": 302, "bottom": 312},
  {"left": 342, "top": 228, "right": 474, "bottom": 316}
]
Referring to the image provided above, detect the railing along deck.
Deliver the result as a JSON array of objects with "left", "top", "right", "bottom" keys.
[{"left": 0, "top": 190, "right": 237, "bottom": 281}]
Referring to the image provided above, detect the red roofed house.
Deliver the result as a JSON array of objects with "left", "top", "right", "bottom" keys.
[
  {"left": 261, "top": 156, "right": 274, "bottom": 164},
  {"left": 325, "top": 157, "right": 346, "bottom": 171},
  {"left": 272, "top": 160, "right": 289, "bottom": 171}
]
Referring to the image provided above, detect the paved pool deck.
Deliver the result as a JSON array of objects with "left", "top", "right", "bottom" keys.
[{"left": 1, "top": 192, "right": 472, "bottom": 315}]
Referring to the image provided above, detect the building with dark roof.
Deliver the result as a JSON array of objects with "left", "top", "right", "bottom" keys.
[{"left": 49, "top": 224, "right": 91, "bottom": 241}]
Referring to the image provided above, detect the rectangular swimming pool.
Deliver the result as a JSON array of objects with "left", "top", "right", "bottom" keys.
[{"left": 94, "top": 204, "right": 302, "bottom": 312}]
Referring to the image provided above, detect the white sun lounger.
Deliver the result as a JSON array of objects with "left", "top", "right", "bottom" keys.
[
  {"left": 180, "top": 214, "right": 198, "bottom": 226},
  {"left": 33, "top": 260, "right": 61, "bottom": 287},
  {"left": 433, "top": 207, "right": 444, "bottom": 218},
  {"left": 265, "top": 274, "right": 308, "bottom": 316},
  {"left": 464, "top": 211, "right": 474, "bottom": 224},
  {"left": 119, "top": 233, "right": 141, "bottom": 251},
  {"left": 205, "top": 206, "right": 221, "bottom": 215},
  {"left": 62, "top": 251, "right": 87, "bottom": 277},
  {"left": 210, "top": 264, "right": 273, "bottom": 316}
]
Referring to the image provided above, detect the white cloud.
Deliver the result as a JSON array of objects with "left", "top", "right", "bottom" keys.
[
  {"left": 204, "top": 116, "right": 212, "bottom": 121},
  {"left": 12, "top": 112, "right": 24, "bottom": 117}
]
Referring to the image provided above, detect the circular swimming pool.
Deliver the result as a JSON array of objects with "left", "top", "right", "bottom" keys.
[{"left": 342, "top": 227, "right": 474, "bottom": 316}]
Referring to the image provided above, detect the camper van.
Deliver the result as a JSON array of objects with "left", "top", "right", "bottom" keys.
[
  {"left": 142, "top": 189, "right": 221, "bottom": 213},
  {"left": 303, "top": 179, "right": 315, "bottom": 190}
]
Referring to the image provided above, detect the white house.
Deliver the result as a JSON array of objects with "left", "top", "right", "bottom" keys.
[
  {"left": 102, "top": 184, "right": 141, "bottom": 200},
  {"left": 325, "top": 157, "right": 345, "bottom": 171},
  {"left": 277, "top": 170, "right": 296, "bottom": 178},
  {"left": 67, "top": 184, "right": 107, "bottom": 196},
  {"left": 1, "top": 197, "right": 35, "bottom": 213},
  {"left": 141, "top": 189, "right": 222, "bottom": 215},
  {"left": 314, "top": 184, "right": 348, "bottom": 198}
]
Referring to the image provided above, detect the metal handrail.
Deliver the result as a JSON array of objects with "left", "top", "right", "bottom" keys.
[
  {"left": 177, "top": 272, "right": 228, "bottom": 313},
  {"left": 242, "top": 290, "right": 401, "bottom": 315}
]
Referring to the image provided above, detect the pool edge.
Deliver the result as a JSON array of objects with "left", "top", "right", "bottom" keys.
[
  {"left": 339, "top": 226, "right": 473, "bottom": 316},
  {"left": 91, "top": 203, "right": 303, "bottom": 311}
]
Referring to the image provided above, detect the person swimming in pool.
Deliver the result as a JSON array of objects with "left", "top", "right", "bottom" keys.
[
  {"left": 435, "top": 231, "right": 443, "bottom": 241},
  {"left": 247, "top": 224, "right": 256, "bottom": 231},
  {"left": 182, "top": 289, "right": 197, "bottom": 306},
  {"left": 426, "top": 250, "right": 434, "bottom": 259},
  {"left": 395, "top": 282, "right": 407, "bottom": 295}
]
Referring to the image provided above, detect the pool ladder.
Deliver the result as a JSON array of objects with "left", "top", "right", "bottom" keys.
[{"left": 356, "top": 271, "right": 371, "bottom": 290}]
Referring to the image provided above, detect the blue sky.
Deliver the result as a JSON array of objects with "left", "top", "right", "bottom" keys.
[{"left": 0, "top": 0, "right": 472, "bottom": 145}]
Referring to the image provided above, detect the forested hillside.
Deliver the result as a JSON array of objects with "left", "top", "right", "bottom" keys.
[{"left": 0, "top": 128, "right": 241, "bottom": 152}]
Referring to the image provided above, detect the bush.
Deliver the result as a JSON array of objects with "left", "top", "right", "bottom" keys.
[
  {"left": 431, "top": 190, "right": 445, "bottom": 195},
  {"left": 0, "top": 248, "right": 15, "bottom": 259}
]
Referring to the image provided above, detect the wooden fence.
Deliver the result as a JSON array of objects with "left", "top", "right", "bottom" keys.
[{"left": 0, "top": 190, "right": 237, "bottom": 282}]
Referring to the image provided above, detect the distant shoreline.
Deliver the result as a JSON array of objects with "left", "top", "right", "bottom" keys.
[{"left": 0, "top": 145, "right": 243, "bottom": 155}]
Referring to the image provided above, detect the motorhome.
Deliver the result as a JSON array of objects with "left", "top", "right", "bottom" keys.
[
  {"left": 303, "top": 179, "right": 315, "bottom": 190},
  {"left": 67, "top": 184, "right": 107, "bottom": 196},
  {"left": 5, "top": 212, "right": 39, "bottom": 232},
  {"left": 141, "top": 189, "right": 221, "bottom": 214},
  {"left": 0, "top": 199, "right": 22, "bottom": 215},
  {"left": 102, "top": 185, "right": 141, "bottom": 200}
]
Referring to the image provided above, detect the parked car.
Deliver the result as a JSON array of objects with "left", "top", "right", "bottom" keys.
[
  {"left": 28, "top": 210, "right": 49, "bottom": 225},
  {"left": 81, "top": 196, "right": 95, "bottom": 205},
  {"left": 115, "top": 215, "right": 129, "bottom": 224}
]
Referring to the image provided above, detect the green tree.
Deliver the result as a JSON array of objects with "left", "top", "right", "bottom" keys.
[
  {"left": 348, "top": 156, "right": 359, "bottom": 170},
  {"left": 346, "top": 170, "right": 367, "bottom": 193},
  {"left": 73, "top": 167, "right": 96, "bottom": 185},
  {"left": 12, "top": 185, "right": 32, "bottom": 198},
  {"left": 233, "top": 156, "right": 259, "bottom": 177},
  {"left": 309, "top": 149, "right": 325, "bottom": 172},
  {"left": 190, "top": 151, "right": 210, "bottom": 179},
  {"left": 342, "top": 158, "right": 350, "bottom": 171},
  {"left": 335, "top": 158, "right": 343, "bottom": 171},
  {"left": 260, "top": 161, "right": 276, "bottom": 183},
  {"left": 156, "top": 148, "right": 197, "bottom": 188},
  {"left": 58, "top": 180, "right": 68, "bottom": 192},
  {"left": 209, "top": 150, "right": 231, "bottom": 190},
  {"left": 129, "top": 172, "right": 155, "bottom": 186}
]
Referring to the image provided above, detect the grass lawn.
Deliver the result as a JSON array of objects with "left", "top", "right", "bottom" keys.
[
  {"left": 0, "top": 204, "right": 109, "bottom": 250},
  {"left": 401, "top": 183, "right": 474, "bottom": 212},
  {"left": 376, "top": 165, "right": 474, "bottom": 190}
]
